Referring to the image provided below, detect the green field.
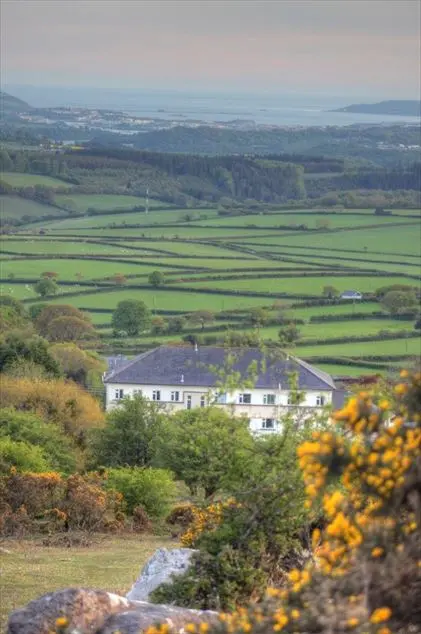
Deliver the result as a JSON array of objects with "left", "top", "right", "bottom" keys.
[
  {"left": 237, "top": 223, "right": 421, "bottom": 256},
  {"left": 296, "top": 336, "right": 420, "bottom": 358},
  {"left": 0, "top": 172, "right": 70, "bottom": 189},
  {"left": 178, "top": 275, "right": 419, "bottom": 296},
  {"left": 0, "top": 238, "right": 146, "bottom": 256},
  {"left": 44, "top": 288, "right": 276, "bottom": 312},
  {"left": 0, "top": 258, "right": 187, "bottom": 281},
  {"left": 196, "top": 213, "right": 414, "bottom": 229},
  {"left": 0, "top": 196, "right": 64, "bottom": 221},
  {"left": 54, "top": 193, "right": 159, "bottom": 212}
]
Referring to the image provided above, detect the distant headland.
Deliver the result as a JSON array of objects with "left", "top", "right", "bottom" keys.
[{"left": 330, "top": 100, "right": 420, "bottom": 117}]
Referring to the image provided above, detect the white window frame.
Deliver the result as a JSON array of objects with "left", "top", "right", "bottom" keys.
[
  {"left": 186, "top": 395, "right": 192, "bottom": 410},
  {"left": 262, "top": 418, "right": 276, "bottom": 430},
  {"left": 316, "top": 395, "right": 326, "bottom": 407},
  {"left": 114, "top": 388, "right": 124, "bottom": 400},
  {"left": 287, "top": 393, "right": 293, "bottom": 405},
  {"left": 239, "top": 393, "right": 252, "bottom": 404},
  {"left": 171, "top": 391, "right": 180, "bottom": 402},
  {"left": 263, "top": 393, "right": 275, "bottom": 405},
  {"left": 200, "top": 395, "right": 206, "bottom": 408},
  {"left": 152, "top": 390, "right": 161, "bottom": 401}
]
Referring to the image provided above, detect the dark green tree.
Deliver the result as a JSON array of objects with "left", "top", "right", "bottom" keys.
[
  {"left": 112, "top": 300, "right": 151, "bottom": 336},
  {"left": 148, "top": 270, "right": 165, "bottom": 287},
  {"left": 34, "top": 277, "right": 59, "bottom": 297},
  {"left": 92, "top": 394, "right": 165, "bottom": 468},
  {"left": 0, "top": 333, "right": 61, "bottom": 377}
]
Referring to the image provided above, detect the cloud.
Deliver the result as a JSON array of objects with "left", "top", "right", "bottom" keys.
[{"left": 1, "top": 0, "right": 420, "bottom": 95}]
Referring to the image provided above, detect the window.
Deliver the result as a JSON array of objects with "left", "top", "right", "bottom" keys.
[
  {"left": 171, "top": 391, "right": 180, "bottom": 402},
  {"left": 287, "top": 393, "right": 293, "bottom": 405},
  {"left": 316, "top": 395, "right": 326, "bottom": 407},
  {"left": 114, "top": 388, "right": 124, "bottom": 400},
  {"left": 186, "top": 395, "right": 192, "bottom": 410},
  {"left": 263, "top": 393, "right": 275, "bottom": 405},
  {"left": 152, "top": 390, "right": 161, "bottom": 401},
  {"left": 200, "top": 395, "right": 206, "bottom": 408},
  {"left": 239, "top": 393, "right": 251, "bottom": 404},
  {"left": 262, "top": 418, "right": 275, "bottom": 430}
]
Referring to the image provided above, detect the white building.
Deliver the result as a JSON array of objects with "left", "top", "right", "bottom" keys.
[{"left": 103, "top": 346, "right": 337, "bottom": 434}]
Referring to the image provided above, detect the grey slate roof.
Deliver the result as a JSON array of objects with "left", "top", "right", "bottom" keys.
[{"left": 104, "top": 346, "right": 336, "bottom": 390}]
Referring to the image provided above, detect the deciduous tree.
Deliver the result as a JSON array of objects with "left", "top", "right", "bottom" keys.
[{"left": 112, "top": 300, "right": 151, "bottom": 336}]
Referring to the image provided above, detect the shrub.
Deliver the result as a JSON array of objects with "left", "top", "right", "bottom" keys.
[
  {"left": 0, "top": 407, "right": 81, "bottom": 473},
  {"left": 105, "top": 467, "right": 176, "bottom": 519},
  {"left": 166, "top": 503, "right": 197, "bottom": 528},
  {"left": 0, "top": 376, "right": 104, "bottom": 441},
  {"left": 0, "top": 437, "right": 51, "bottom": 474}
]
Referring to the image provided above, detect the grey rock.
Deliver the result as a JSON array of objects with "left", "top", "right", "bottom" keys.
[
  {"left": 7, "top": 588, "right": 133, "bottom": 634},
  {"left": 126, "top": 548, "right": 198, "bottom": 602},
  {"left": 99, "top": 602, "right": 218, "bottom": 634},
  {"left": 7, "top": 588, "right": 217, "bottom": 634}
]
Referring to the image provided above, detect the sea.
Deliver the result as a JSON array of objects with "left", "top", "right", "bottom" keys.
[{"left": 5, "top": 84, "right": 421, "bottom": 128}]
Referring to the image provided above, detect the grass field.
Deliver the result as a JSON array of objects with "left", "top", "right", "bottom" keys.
[
  {"left": 0, "top": 535, "right": 174, "bottom": 630},
  {"left": 238, "top": 223, "right": 421, "bottom": 256},
  {"left": 0, "top": 239, "right": 141, "bottom": 256},
  {"left": 54, "top": 193, "right": 155, "bottom": 212},
  {"left": 0, "top": 258, "right": 193, "bottom": 281},
  {"left": 44, "top": 288, "right": 276, "bottom": 312},
  {"left": 196, "top": 213, "right": 414, "bottom": 229},
  {"left": 0, "top": 172, "right": 71, "bottom": 189},
  {"left": 46, "top": 207, "right": 217, "bottom": 228},
  {"left": 0, "top": 196, "right": 64, "bottom": 221},
  {"left": 296, "top": 336, "right": 420, "bottom": 358},
  {"left": 178, "top": 275, "right": 419, "bottom": 296}
]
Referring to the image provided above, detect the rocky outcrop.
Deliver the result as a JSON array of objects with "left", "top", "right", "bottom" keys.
[
  {"left": 7, "top": 588, "right": 217, "bottom": 634},
  {"left": 126, "top": 548, "right": 197, "bottom": 602}
]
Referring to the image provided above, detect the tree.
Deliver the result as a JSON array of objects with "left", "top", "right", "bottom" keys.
[
  {"left": 249, "top": 308, "right": 270, "bottom": 327},
  {"left": 0, "top": 333, "right": 61, "bottom": 377},
  {"left": 47, "top": 316, "right": 96, "bottom": 343},
  {"left": 112, "top": 300, "right": 151, "bottom": 336},
  {"left": 151, "top": 316, "right": 168, "bottom": 335},
  {"left": 381, "top": 290, "right": 418, "bottom": 315},
  {"left": 0, "top": 149, "right": 13, "bottom": 172},
  {"left": 188, "top": 311, "right": 215, "bottom": 330},
  {"left": 50, "top": 343, "right": 105, "bottom": 385},
  {"left": 167, "top": 316, "right": 186, "bottom": 334},
  {"left": 322, "top": 285, "right": 339, "bottom": 299},
  {"left": 154, "top": 407, "right": 253, "bottom": 498},
  {"left": 34, "top": 277, "right": 59, "bottom": 297},
  {"left": 278, "top": 323, "right": 300, "bottom": 345},
  {"left": 28, "top": 303, "right": 47, "bottom": 320},
  {"left": 148, "top": 270, "right": 165, "bottom": 287},
  {"left": 110, "top": 273, "right": 127, "bottom": 285},
  {"left": 92, "top": 394, "right": 165, "bottom": 468},
  {"left": 41, "top": 271, "right": 58, "bottom": 279},
  {"left": 35, "top": 304, "right": 91, "bottom": 337}
]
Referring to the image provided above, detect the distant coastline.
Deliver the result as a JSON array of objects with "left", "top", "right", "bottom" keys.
[{"left": 330, "top": 100, "right": 421, "bottom": 117}]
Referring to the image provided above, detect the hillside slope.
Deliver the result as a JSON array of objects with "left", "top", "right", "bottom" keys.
[
  {"left": 0, "top": 91, "right": 32, "bottom": 115},
  {"left": 332, "top": 100, "right": 421, "bottom": 117}
]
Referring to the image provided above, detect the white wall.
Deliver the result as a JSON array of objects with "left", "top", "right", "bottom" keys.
[{"left": 105, "top": 382, "right": 332, "bottom": 434}]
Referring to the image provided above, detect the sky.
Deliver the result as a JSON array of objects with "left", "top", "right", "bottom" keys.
[{"left": 1, "top": 0, "right": 420, "bottom": 98}]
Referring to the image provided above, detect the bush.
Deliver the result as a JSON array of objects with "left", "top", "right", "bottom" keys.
[
  {"left": 0, "top": 376, "right": 104, "bottom": 442},
  {"left": 0, "top": 437, "right": 50, "bottom": 474},
  {"left": 166, "top": 503, "right": 197, "bottom": 527},
  {"left": 105, "top": 467, "right": 176, "bottom": 519},
  {"left": 0, "top": 407, "right": 81, "bottom": 473}
]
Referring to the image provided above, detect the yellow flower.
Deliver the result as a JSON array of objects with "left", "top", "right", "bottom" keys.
[
  {"left": 185, "top": 624, "right": 197, "bottom": 633},
  {"left": 371, "top": 547, "right": 384, "bottom": 558},
  {"left": 346, "top": 617, "right": 359, "bottom": 628},
  {"left": 199, "top": 624, "right": 209, "bottom": 634},
  {"left": 55, "top": 618, "right": 69, "bottom": 628},
  {"left": 370, "top": 607, "right": 392, "bottom": 623}
]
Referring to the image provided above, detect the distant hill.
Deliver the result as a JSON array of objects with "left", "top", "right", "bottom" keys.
[
  {"left": 331, "top": 100, "right": 420, "bottom": 117},
  {"left": 0, "top": 91, "right": 32, "bottom": 115}
]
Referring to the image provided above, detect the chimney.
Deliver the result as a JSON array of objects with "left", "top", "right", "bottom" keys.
[
  {"left": 194, "top": 342, "right": 198, "bottom": 353},
  {"left": 180, "top": 374, "right": 184, "bottom": 383}
]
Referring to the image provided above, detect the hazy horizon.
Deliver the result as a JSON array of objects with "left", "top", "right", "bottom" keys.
[{"left": 1, "top": 0, "right": 420, "bottom": 100}]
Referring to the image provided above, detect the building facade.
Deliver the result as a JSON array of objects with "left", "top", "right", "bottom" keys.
[{"left": 104, "top": 346, "right": 336, "bottom": 434}]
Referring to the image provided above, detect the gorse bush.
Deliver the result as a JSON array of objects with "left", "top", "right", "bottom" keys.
[
  {"left": 0, "top": 408, "right": 81, "bottom": 473},
  {"left": 105, "top": 467, "right": 176, "bottom": 519},
  {"left": 0, "top": 470, "right": 124, "bottom": 536},
  {"left": 0, "top": 437, "right": 51, "bottom": 474},
  {"left": 0, "top": 376, "right": 104, "bottom": 442},
  {"left": 148, "top": 370, "right": 421, "bottom": 633}
]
